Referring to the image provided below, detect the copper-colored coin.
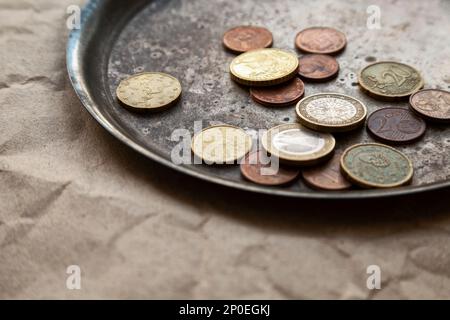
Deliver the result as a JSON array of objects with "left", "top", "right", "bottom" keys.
[
  {"left": 250, "top": 78, "right": 305, "bottom": 107},
  {"left": 409, "top": 89, "right": 450, "bottom": 123},
  {"left": 302, "top": 153, "right": 352, "bottom": 191},
  {"left": 295, "top": 27, "right": 347, "bottom": 55},
  {"left": 367, "top": 107, "right": 426, "bottom": 144},
  {"left": 223, "top": 26, "right": 273, "bottom": 53},
  {"left": 241, "top": 150, "right": 300, "bottom": 186},
  {"left": 298, "top": 54, "right": 339, "bottom": 81}
]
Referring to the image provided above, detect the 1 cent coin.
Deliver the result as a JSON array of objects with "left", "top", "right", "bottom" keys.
[
  {"left": 367, "top": 107, "right": 426, "bottom": 144},
  {"left": 295, "top": 93, "right": 367, "bottom": 132},
  {"left": 409, "top": 89, "right": 450, "bottom": 123},
  {"left": 298, "top": 54, "right": 340, "bottom": 82},
  {"left": 223, "top": 26, "right": 273, "bottom": 53},
  {"left": 250, "top": 78, "right": 305, "bottom": 107},
  {"left": 116, "top": 72, "right": 182, "bottom": 112},
  {"left": 241, "top": 150, "right": 300, "bottom": 186},
  {"left": 191, "top": 125, "right": 253, "bottom": 165},
  {"left": 295, "top": 27, "right": 347, "bottom": 55},
  {"left": 340, "top": 143, "right": 414, "bottom": 189},
  {"left": 230, "top": 48, "right": 299, "bottom": 87},
  {"left": 302, "top": 153, "right": 352, "bottom": 191},
  {"left": 358, "top": 61, "right": 424, "bottom": 100}
]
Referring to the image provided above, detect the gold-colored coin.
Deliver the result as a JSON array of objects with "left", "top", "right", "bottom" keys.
[
  {"left": 261, "top": 123, "right": 335, "bottom": 166},
  {"left": 230, "top": 48, "right": 299, "bottom": 87},
  {"left": 191, "top": 125, "right": 253, "bottom": 164},
  {"left": 116, "top": 72, "right": 182, "bottom": 112},
  {"left": 358, "top": 61, "right": 423, "bottom": 100}
]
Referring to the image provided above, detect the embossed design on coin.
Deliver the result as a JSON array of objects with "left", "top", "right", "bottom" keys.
[
  {"left": 241, "top": 150, "right": 300, "bottom": 186},
  {"left": 223, "top": 26, "right": 273, "bottom": 53},
  {"left": 302, "top": 153, "right": 352, "bottom": 191},
  {"left": 191, "top": 125, "right": 253, "bottom": 164},
  {"left": 230, "top": 48, "right": 299, "bottom": 86},
  {"left": 296, "top": 93, "right": 367, "bottom": 132},
  {"left": 250, "top": 78, "right": 305, "bottom": 107},
  {"left": 298, "top": 54, "right": 339, "bottom": 81},
  {"left": 359, "top": 61, "right": 424, "bottom": 100},
  {"left": 410, "top": 89, "right": 450, "bottom": 122},
  {"left": 341, "top": 143, "right": 414, "bottom": 188},
  {"left": 261, "top": 123, "right": 335, "bottom": 166},
  {"left": 295, "top": 27, "right": 347, "bottom": 55},
  {"left": 116, "top": 72, "right": 182, "bottom": 111},
  {"left": 367, "top": 107, "right": 426, "bottom": 144}
]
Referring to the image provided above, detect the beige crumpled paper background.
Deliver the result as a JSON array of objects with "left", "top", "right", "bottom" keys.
[{"left": 1, "top": 0, "right": 450, "bottom": 299}]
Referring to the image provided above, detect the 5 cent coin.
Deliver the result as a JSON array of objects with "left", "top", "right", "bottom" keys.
[
  {"left": 230, "top": 48, "right": 299, "bottom": 87},
  {"left": 241, "top": 150, "right": 300, "bottom": 186},
  {"left": 116, "top": 72, "right": 182, "bottom": 112},
  {"left": 223, "top": 26, "right": 273, "bottom": 53},
  {"left": 409, "top": 89, "right": 450, "bottom": 123},
  {"left": 250, "top": 78, "right": 305, "bottom": 107},
  {"left": 298, "top": 54, "right": 340, "bottom": 82},
  {"left": 358, "top": 61, "right": 424, "bottom": 100},
  {"left": 367, "top": 107, "right": 426, "bottom": 144},
  {"left": 341, "top": 143, "right": 414, "bottom": 189},
  {"left": 295, "top": 27, "right": 347, "bottom": 55},
  {"left": 191, "top": 125, "right": 253, "bottom": 164},
  {"left": 302, "top": 152, "right": 352, "bottom": 191},
  {"left": 295, "top": 93, "right": 367, "bottom": 132}
]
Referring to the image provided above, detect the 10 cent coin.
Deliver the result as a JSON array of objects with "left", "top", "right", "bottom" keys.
[
  {"left": 340, "top": 143, "right": 414, "bottom": 188},
  {"left": 295, "top": 93, "right": 367, "bottom": 132},
  {"left": 223, "top": 26, "right": 273, "bottom": 53},
  {"left": 409, "top": 89, "right": 450, "bottom": 123}
]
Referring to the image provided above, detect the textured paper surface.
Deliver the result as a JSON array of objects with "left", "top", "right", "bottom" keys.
[{"left": 0, "top": 0, "right": 450, "bottom": 299}]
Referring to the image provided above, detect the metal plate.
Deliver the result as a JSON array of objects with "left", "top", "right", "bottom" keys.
[{"left": 67, "top": 0, "right": 450, "bottom": 199}]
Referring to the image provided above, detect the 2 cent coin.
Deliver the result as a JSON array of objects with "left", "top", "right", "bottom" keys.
[
  {"left": 367, "top": 107, "right": 426, "bottom": 144},
  {"left": 250, "top": 78, "right": 305, "bottom": 107},
  {"left": 298, "top": 54, "right": 339, "bottom": 82},
  {"left": 241, "top": 150, "right": 300, "bottom": 186},
  {"left": 223, "top": 26, "right": 273, "bottom": 53},
  {"left": 409, "top": 89, "right": 450, "bottom": 123},
  {"left": 295, "top": 27, "right": 347, "bottom": 55}
]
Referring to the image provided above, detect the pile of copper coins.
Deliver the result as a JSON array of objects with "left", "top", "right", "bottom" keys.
[{"left": 116, "top": 25, "right": 450, "bottom": 190}]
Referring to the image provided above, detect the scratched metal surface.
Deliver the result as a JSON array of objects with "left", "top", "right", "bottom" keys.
[{"left": 67, "top": 0, "right": 450, "bottom": 199}]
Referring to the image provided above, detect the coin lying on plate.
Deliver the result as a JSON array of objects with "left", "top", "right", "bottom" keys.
[
  {"left": 295, "top": 93, "right": 367, "bottom": 132},
  {"left": 250, "top": 78, "right": 305, "bottom": 107},
  {"left": 261, "top": 123, "right": 335, "bottom": 166},
  {"left": 358, "top": 61, "right": 424, "bottom": 100},
  {"left": 116, "top": 72, "right": 182, "bottom": 112},
  {"left": 223, "top": 26, "right": 273, "bottom": 53},
  {"left": 298, "top": 54, "right": 340, "bottom": 82},
  {"left": 340, "top": 143, "right": 414, "bottom": 189},
  {"left": 295, "top": 27, "right": 347, "bottom": 55},
  {"left": 409, "top": 89, "right": 450, "bottom": 123},
  {"left": 241, "top": 150, "right": 300, "bottom": 186},
  {"left": 191, "top": 124, "right": 253, "bottom": 165},
  {"left": 230, "top": 48, "right": 299, "bottom": 87},
  {"left": 367, "top": 107, "right": 426, "bottom": 144},
  {"left": 302, "top": 152, "right": 352, "bottom": 191}
]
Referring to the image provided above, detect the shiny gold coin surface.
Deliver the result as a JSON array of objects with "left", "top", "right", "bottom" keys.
[
  {"left": 261, "top": 123, "right": 335, "bottom": 166},
  {"left": 230, "top": 48, "right": 299, "bottom": 87},
  {"left": 296, "top": 93, "right": 367, "bottom": 132},
  {"left": 358, "top": 61, "right": 423, "bottom": 100},
  {"left": 191, "top": 125, "right": 253, "bottom": 164},
  {"left": 116, "top": 72, "right": 182, "bottom": 111},
  {"left": 340, "top": 143, "right": 414, "bottom": 189}
]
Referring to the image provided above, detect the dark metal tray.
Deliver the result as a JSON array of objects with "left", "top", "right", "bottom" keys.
[{"left": 67, "top": 0, "right": 450, "bottom": 199}]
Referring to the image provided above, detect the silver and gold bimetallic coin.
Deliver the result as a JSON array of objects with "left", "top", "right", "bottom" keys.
[
  {"left": 358, "top": 61, "right": 424, "bottom": 101},
  {"left": 191, "top": 125, "right": 253, "bottom": 165},
  {"left": 295, "top": 93, "right": 367, "bottom": 133},
  {"left": 116, "top": 72, "right": 182, "bottom": 112},
  {"left": 261, "top": 123, "right": 335, "bottom": 166},
  {"left": 340, "top": 143, "right": 414, "bottom": 189},
  {"left": 230, "top": 48, "right": 299, "bottom": 87}
]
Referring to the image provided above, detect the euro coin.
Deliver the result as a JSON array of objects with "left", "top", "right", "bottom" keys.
[
  {"left": 250, "top": 78, "right": 305, "bottom": 107},
  {"left": 295, "top": 27, "right": 347, "bottom": 55},
  {"left": 223, "top": 26, "right": 273, "bottom": 53},
  {"left": 298, "top": 54, "right": 340, "bottom": 82},
  {"left": 409, "top": 89, "right": 450, "bottom": 123}
]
